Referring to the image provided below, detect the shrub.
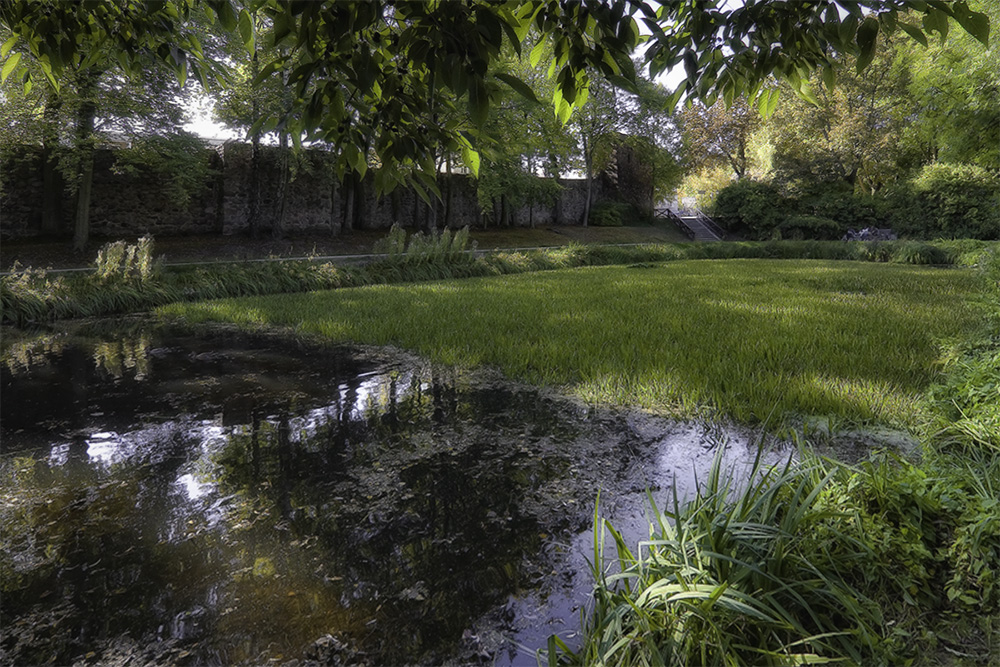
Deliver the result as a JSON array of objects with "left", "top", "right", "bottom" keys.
[
  {"left": 778, "top": 214, "right": 843, "bottom": 240},
  {"left": 895, "top": 164, "right": 1000, "bottom": 239},
  {"left": 589, "top": 201, "right": 631, "bottom": 227},
  {"left": 799, "top": 188, "right": 881, "bottom": 230},
  {"left": 712, "top": 180, "right": 789, "bottom": 238}
]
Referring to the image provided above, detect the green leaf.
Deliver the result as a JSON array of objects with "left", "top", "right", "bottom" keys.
[
  {"left": 606, "top": 73, "right": 637, "bottom": 94},
  {"left": 953, "top": 6, "right": 990, "bottom": 46},
  {"left": 461, "top": 144, "right": 480, "bottom": 178},
  {"left": 2, "top": 34, "right": 18, "bottom": 59},
  {"left": 796, "top": 80, "right": 819, "bottom": 106},
  {"left": 529, "top": 39, "right": 546, "bottom": 69},
  {"left": 1, "top": 51, "right": 22, "bottom": 83},
  {"left": 922, "top": 8, "right": 949, "bottom": 42},
  {"left": 495, "top": 72, "right": 539, "bottom": 104},
  {"left": 468, "top": 80, "right": 489, "bottom": 126},
  {"left": 238, "top": 9, "right": 255, "bottom": 51},
  {"left": 855, "top": 16, "right": 879, "bottom": 73},
  {"left": 899, "top": 22, "right": 928, "bottom": 47},
  {"left": 253, "top": 59, "right": 281, "bottom": 86},
  {"left": 758, "top": 88, "right": 780, "bottom": 118},
  {"left": 217, "top": 0, "right": 238, "bottom": 31},
  {"left": 822, "top": 64, "right": 836, "bottom": 91}
]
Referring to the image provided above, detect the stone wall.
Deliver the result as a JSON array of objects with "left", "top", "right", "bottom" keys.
[{"left": 1, "top": 143, "right": 644, "bottom": 240}]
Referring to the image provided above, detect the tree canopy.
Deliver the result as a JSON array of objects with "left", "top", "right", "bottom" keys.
[{"left": 1, "top": 0, "right": 991, "bottom": 197}]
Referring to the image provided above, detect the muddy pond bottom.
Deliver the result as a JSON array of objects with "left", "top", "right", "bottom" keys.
[{"left": 1, "top": 322, "right": 792, "bottom": 666}]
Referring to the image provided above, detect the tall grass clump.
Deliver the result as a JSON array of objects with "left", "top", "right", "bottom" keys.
[
  {"left": 369, "top": 224, "right": 478, "bottom": 281},
  {"left": 926, "top": 246, "right": 1000, "bottom": 454},
  {"left": 556, "top": 452, "right": 886, "bottom": 666},
  {"left": 557, "top": 444, "right": 1000, "bottom": 666},
  {"left": 94, "top": 234, "right": 159, "bottom": 282}
]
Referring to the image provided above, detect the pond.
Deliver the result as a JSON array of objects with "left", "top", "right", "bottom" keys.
[{"left": 1, "top": 321, "right": 792, "bottom": 666}]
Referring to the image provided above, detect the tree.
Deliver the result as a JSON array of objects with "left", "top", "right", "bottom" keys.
[
  {"left": 680, "top": 97, "right": 760, "bottom": 181},
  {"left": 759, "top": 37, "right": 923, "bottom": 197},
  {"left": 212, "top": 6, "right": 300, "bottom": 238},
  {"left": 1, "top": 0, "right": 227, "bottom": 249},
  {"left": 900, "top": 0, "right": 1000, "bottom": 169},
  {"left": 0, "top": 37, "right": 213, "bottom": 243},
  {"left": 3, "top": 0, "right": 990, "bottom": 206},
  {"left": 474, "top": 41, "right": 575, "bottom": 228}
]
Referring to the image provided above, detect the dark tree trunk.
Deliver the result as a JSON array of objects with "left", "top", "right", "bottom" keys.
[
  {"left": 330, "top": 178, "right": 340, "bottom": 235},
  {"left": 248, "top": 128, "right": 261, "bottom": 239},
  {"left": 428, "top": 194, "right": 438, "bottom": 232},
  {"left": 41, "top": 92, "right": 63, "bottom": 236},
  {"left": 354, "top": 173, "right": 367, "bottom": 230},
  {"left": 343, "top": 174, "right": 355, "bottom": 233},
  {"left": 247, "top": 48, "right": 261, "bottom": 239},
  {"left": 72, "top": 71, "right": 98, "bottom": 252},
  {"left": 213, "top": 152, "right": 226, "bottom": 233},
  {"left": 273, "top": 131, "right": 289, "bottom": 239},
  {"left": 444, "top": 155, "right": 453, "bottom": 228},
  {"left": 582, "top": 140, "right": 593, "bottom": 227}
]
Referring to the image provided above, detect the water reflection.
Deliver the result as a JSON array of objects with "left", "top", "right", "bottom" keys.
[{"left": 1, "top": 323, "right": 791, "bottom": 666}]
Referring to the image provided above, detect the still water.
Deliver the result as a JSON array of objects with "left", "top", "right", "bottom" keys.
[{"left": 1, "top": 321, "right": 790, "bottom": 666}]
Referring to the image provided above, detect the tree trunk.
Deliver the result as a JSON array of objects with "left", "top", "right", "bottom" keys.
[
  {"left": 273, "top": 131, "right": 289, "bottom": 239},
  {"left": 72, "top": 71, "right": 98, "bottom": 252},
  {"left": 247, "top": 49, "right": 261, "bottom": 239},
  {"left": 41, "top": 92, "right": 63, "bottom": 236},
  {"left": 343, "top": 174, "right": 355, "bottom": 233},
  {"left": 330, "top": 178, "right": 340, "bottom": 235},
  {"left": 428, "top": 193, "right": 438, "bottom": 232},
  {"left": 582, "top": 139, "right": 593, "bottom": 227},
  {"left": 444, "top": 155, "right": 453, "bottom": 228}
]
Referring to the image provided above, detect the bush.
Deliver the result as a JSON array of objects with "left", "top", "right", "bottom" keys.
[
  {"left": 712, "top": 180, "right": 790, "bottom": 238},
  {"left": 779, "top": 214, "right": 843, "bottom": 240},
  {"left": 893, "top": 164, "right": 1000, "bottom": 240},
  {"left": 799, "top": 187, "right": 881, "bottom": 230},
  {"left": 589, "top": 201, "right": 631, "bottom": 227}
]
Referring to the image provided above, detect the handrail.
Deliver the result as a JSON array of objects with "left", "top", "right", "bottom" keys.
[
  {"left": 696, "top": 212, "right": 726, "bottom": 239},
  {"left": 655, "top": 208, "right": 695, "bottom": 240}
]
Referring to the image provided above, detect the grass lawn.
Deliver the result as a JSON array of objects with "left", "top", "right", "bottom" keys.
[{"left": 161, "top": 258, "right": 980, "bottom": 431}]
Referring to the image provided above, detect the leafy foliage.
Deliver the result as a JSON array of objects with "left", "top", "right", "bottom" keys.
[
  {"left": 711, "top": 180, "right": 790, "bottom": 237},
  {"left": 905, "top": 163, "right": 1000, "bottom": 240},
  {"left": 4, "top": 0, "right": 987, "bottom": 194},
  {"left": 588, "top": 201, "right": 631, "bottom": 227},
  {"left": 680, "top": 97, "right": 761, "bottom": 180}
]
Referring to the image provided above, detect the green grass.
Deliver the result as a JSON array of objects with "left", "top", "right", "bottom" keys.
[
  {"left": 5, "top": 237, "right": 994, "bottom": 326},
  {"left": 160, "top": 259, "right": 980, "bottom": 431}
]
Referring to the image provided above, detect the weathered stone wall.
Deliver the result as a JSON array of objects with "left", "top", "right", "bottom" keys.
[{"left": 1, "top": 143, "right": 636, "bottom": 240}]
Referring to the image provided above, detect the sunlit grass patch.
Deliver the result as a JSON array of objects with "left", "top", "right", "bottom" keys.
[{"left": 161, "top": 259, "right": 979, "bottom": 430}]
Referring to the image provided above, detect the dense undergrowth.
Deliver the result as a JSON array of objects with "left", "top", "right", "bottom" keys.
[
  {"left": 1, "top": 229, "right": 994, "bottom": 326},
  {"left": 557, "top": 249, "right": 1000, "bottom": 667}
]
